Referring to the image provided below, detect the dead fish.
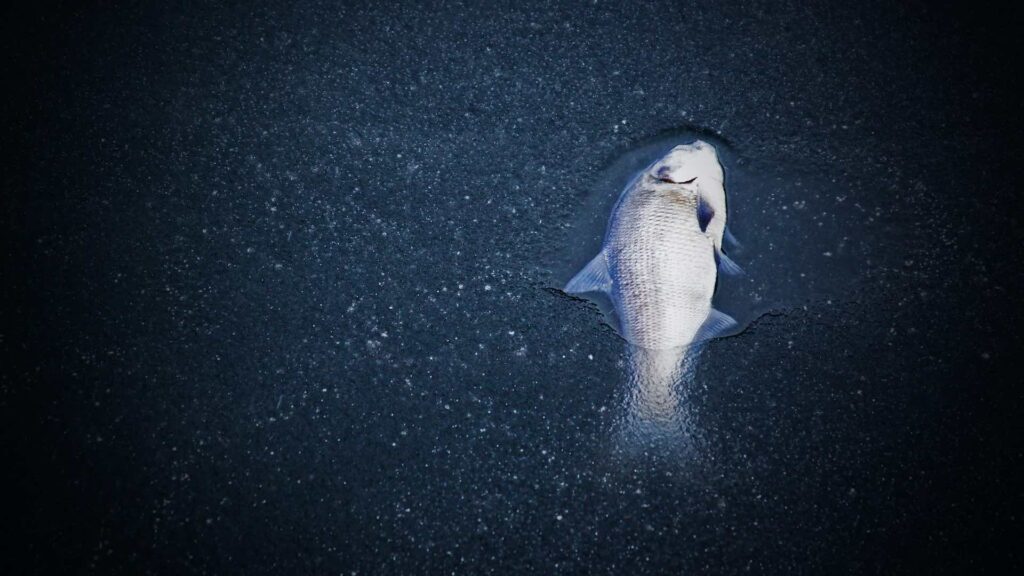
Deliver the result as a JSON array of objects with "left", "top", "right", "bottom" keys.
[{"left": 565, "top": 140, "right": 741, "bottom": 349}]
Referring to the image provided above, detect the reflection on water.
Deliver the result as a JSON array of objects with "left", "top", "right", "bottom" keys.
[{"left": 614, "top": 344, "right": 706, "bottom": 460}]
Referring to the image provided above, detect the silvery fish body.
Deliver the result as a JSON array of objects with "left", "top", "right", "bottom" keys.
[{"left": 565, "top": 140, "right": 741, "bottom": 350}]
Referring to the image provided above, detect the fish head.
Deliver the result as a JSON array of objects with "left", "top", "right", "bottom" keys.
[{"left": 648, "top": 141, "right": 724, "bottom": 187}]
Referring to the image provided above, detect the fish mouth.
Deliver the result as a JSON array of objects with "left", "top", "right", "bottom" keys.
[
  {"left": 656, "top": 175, "right": 698, "bottom": 185},
  {"left": 654, "top": 166, "right": 697, "bottom": 184}
]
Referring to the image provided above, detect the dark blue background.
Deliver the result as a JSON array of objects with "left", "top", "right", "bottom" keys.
[{"left": 4, "top": 1, "right": 1022, "bottom": 573}]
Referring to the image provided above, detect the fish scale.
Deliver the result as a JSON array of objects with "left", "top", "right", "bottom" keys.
[{"left": 608, "top": 187, "right": 717, "bottom": 349}]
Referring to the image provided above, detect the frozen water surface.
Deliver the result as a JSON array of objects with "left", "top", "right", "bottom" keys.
[{"left": 5, "top": 1, "right": 1022, "bottom": 574}]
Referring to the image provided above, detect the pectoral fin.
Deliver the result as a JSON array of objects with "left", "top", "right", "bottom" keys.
[
  {"left": 565, "top": 250, "right": 612, "bottom": 294},
  {"left": 694, "top": 308, "right": 738, "bottom": 344},
  {"left": 714, "top": 248, "right": 744, "bottom": 276},
  {"left": 724, "top": 227, "right": 742, "bottom": 250}
]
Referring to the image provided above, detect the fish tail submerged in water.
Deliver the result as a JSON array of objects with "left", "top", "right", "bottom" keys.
[
  {"left": 625, "top": 345, "right": 694, "bottom": 424},
  {"left": 617, "top": 344, "right": 704, "bottom": 453}
]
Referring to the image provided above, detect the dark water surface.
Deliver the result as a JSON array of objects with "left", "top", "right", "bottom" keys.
[{"left": 5, "top": 1, "right": 1023, "bottom": 574}]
